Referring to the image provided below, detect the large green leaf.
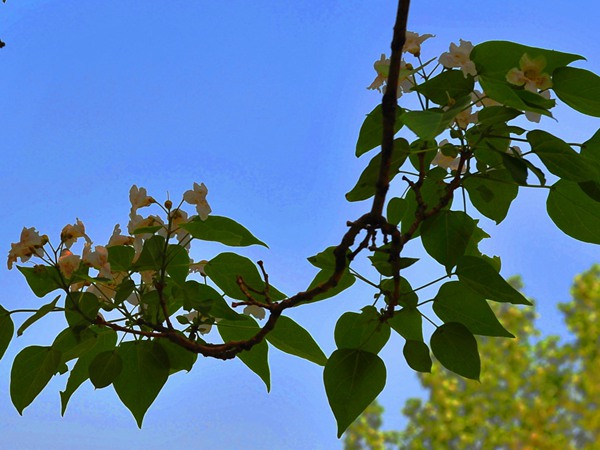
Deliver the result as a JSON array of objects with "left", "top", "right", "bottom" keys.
[
  {"left": 433, "top": 281, "right": 514, "bottom": 337},
  {"left": 346, "top": 138, "right": 410, "bottom": 202},
  {"left": 133, "top": 235, "right": 165, "bottom": 272},
  {"left": 477, "top": 78, "right": 552, "bottom": 117},
  {"left": 65, "top": 292, "right": 100, "bottom": 329},
  {"left": 389, "top": 307, "right": 423, "bottom": 341},
  {"left": 218, "top": 316, "right": 270, "bottom": 391},
  {"left": 401, "top": 96, "right": 470, "bottom": 140},
  {"left": 0, "top": 306, "right": 14, "bottom": 361},
  {"left": 157, "top": 339, "right": 197, "bottom": 374},
  {"left": 547, "top": 180, "right": 600, "bottom": 244},
  {"left": 180, "top": 216, "right": 267, "bottom": 247},
  {"left": 205, "top": 253, "right": 285, "bottom": 302},
  {"left": 456, "top": 256, "right": 531, "bottom": 305},
  {"left": 431, "top": 322, "right": 480, "bottom": 380},
  {"left": 89, "top": 350, "right": 123, "bottom": 389},
  {"left": 413, "top": 70, "right": 474, "bottom": 106},
  {"left": 165, "top": 244, "right": 190, "bottom": 286},
  {"left": 471, "top": 41, "right": 583, "bottom": 80},
  {"left": 173, "top": 281, "right": 239, "bottom": 320},
  {"left": 334, "top": 306, "right": 390, "bottom": 354},
  {"left": 403, "top": 340, "right": 432, "bottom": 373},
  {"left": 355, "top": 104, "right": 404, "bottom": 157},
  {"left": 113, "top": 340, "right": 170, "bottom": 427},
  {"left": 10, "top": 346, "right": 62, "bottom": 414},
  {"left": 527, "top": 130, "right": 598, "bottom": 182},
  {"left": 387, "top": 197, "right": 407, "bottom": 225},
  {"left": 380, "top": 277, "right": 418, "bottom": 308},
  {"left": 60, "top": 328, "right": 118, "bottom": 415},
  {"left": 420, "top": 210, "right": 476, "bottom": 272},
  {"left": 324, "top": 349, "right": 386, "bottom": 438},
  {"left": 17, "top": 265, "right": 62, "bottom": 298},
  {"left": 553, "top": 67, "right": 600, "bottom": 117},
  {"left": 305, "top": 268, "right": 356, "bottom": 303},
  {"left": 52, "top": 327, "right": 98, "bottom": 364},
  {"left": 107, "top": 245, "right": 135, "bottom": 272},
  {"left": 17, "top": 295, "right": 60, "bottom": 336},
  {"left": 463, "top": 169, "right": 519, "bottom": 224},
  {"left": 266, "top": 316, "right": 327, "bottom": 366}
]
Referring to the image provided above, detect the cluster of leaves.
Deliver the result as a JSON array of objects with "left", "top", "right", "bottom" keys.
[
  {"left": 344, "top": 267, "right": 600, "bottom": 449},
  {"left": 2, "top": 1, "right": 600, "bottom": 438}
]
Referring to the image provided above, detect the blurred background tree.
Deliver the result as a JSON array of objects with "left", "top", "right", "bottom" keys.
[{"left": 344, "top": 266, "right": 600, "bottom": 449}]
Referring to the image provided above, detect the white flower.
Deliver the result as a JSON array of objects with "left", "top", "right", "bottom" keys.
[
  {"left": 58, "top": 250, "right": 81, "bottom": 279},
  {"left": 83, "top": 243, "right": 111, "bottom": 278},
  {"left": 129, "top": 185, "right": 154, "bottom": 214},
  {"left": 454, "top": 106, "right": 478, "bottom": 129},
  {"left": 243, "top": 304, "right": 266, "bottom": 320},
  {"left": 183, "top": 182, "right": 212, "bottom": 221},
  {"left": 60, "top": 218, "right": 91, "bottom": 249},
  {"left": 431, "top": 140, "right": 465, "bottom": 172},
  {"left": 403, "top": 31, "right": 435, "bottom": 57},
  {"left": 439, "top": 39, "right": 477, "bottom": 77},
  {"left": 7, "top": 227, "right": 47, "bottom": 269},
  {"left": 170, "top": 209, "right": 190, "bottom": 245},
  {"left": 367, "top": 55, "right": 414, "bottom": 97},
  {"left": 107, "top": 224, "right": 133, "bottom": 247},
  {"left": 471, "top": 90, "right": 501, "bottom": 108},
  {"left": 506, "top": 54, "right": 552, "bottom": 92},
  {"left": 507, "top": 145, "right": 522, "bottom": 156}
]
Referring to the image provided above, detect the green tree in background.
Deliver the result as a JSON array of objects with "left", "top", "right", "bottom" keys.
[{"left": 344, "top": 266, "right": 600, "bottom": 449}]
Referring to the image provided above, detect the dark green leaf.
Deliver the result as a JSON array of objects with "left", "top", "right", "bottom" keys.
[
  {"left": 180, "top": 216, "right": 267, "bottom": 247},
  {"left": 403, "top": 340, "right": 432, "bottom": 373},
  {"left": 17, "top": 295, "right": 60, "bottom": 336},
  {"left": 305, "top": 268, "right": 356, "bottom": 303},
  {"left": 17, "top": 265, "right": 62, "bottom": 298},
  {"left": 547, "top": 180, "right": 600, "bottom": 244},
  {"left": 477, "top": 106, "right": 522, "bottom": 125},
  {"left": 166, "top": 244, "right": 189, "bottom": 285},
  {"left": 380, "top": 277, "right": 418, "bottom": 308},
  {"left": 387, "top": 197, "right": 407, "bottom": 225},
  {"left": 346, "top": 139, "right": 410, "bottom": 202},
  {"left": 133, "top": 235, "right": 165, "bottom": 272},
  {"left": 420, "top": 210, "right": 476, "bottom": 272},
  {"left": 266, "top": 316, "right": 327, "bottom": 366},
  {"left": 477, "top": 78, "right": 551, "bottom": 117},
  {"left": 401, "top": 96, "right": 471, "bottom": 140},
  {"left": 431, "top": 322, "right": 480, "bottom": 380},
  {"left": 456, "top": 256, "right": 531, "bottom": 305},
  {"left": 500, "top": 152, "right": 528, "bottom": 185},
  {"left": 157, "top": 339, "right": 197, "bottom": 374},
  {"left": 527, "top": 130, "right": 598, "bottom": 182},
  {"left": 60, "top": 328, "right": 117, "bottom": 415},
  {"left": 433, "top": 281, "right": 514, "bottom": 337},
  {"left": 413, "top": 70, "right": 474, "bottom": 106},
  {"left": 107, "top": 245, "right": 135, "bottom": 272},
  {"left": 553, "top": 67, "right": 600, "bottom": 117},
  {"left": 205, "top": 252, "right": 286, "bottom": 302},
  {"left": 52, "top": 327, "right": 97, "bottom": 363},
  {"left": 324, "top": 349, "right": 386, "bottom": 438},
  {"left": 389, "top": 307, "right": 423, "bottom": 341},
  {"left": 0, "top": 305, "right": 14, "bottom": 361},
  {"left": 89, "top": 350, "right": 123, "bottom": 389},
  {"left": 10, "top": 346, "right": 62, "bottom": 414},
  {"left": 356, "top": 104, "right": 403, "bottom": 157},
  {"left": 113, "top": 340, "right": 170, "bottom": 427},
  {"left": 368, "top": 248, "right": 418, "bottom": 277},
  {"left": 65, "top": 292, "right": 100, "bottom": 329},
  {"left": 464, "top": 169, "right": 519, "bottom": 224},
  {"left": 334, "top": 306, "right": 390, "bottom": 354},
  {"left": 218, "top": 316, "right": 270, "bottom": 390}
]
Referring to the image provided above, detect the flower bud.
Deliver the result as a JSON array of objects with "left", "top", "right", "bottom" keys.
[{"left": 164, "top": 200, "right": 173, "bottom": 210}]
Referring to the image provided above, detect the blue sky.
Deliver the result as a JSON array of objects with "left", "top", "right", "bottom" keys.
[{"left": 0, "top": 1, "right": 599, "bottom": 449}]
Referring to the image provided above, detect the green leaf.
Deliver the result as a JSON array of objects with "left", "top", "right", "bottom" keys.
[
  {"left": 89, "top": 350, "right": 123, "bottom": 389},
  {"left": 431, "top": 322, "right": 480, "bottom": 380},
  {"left": 218, "top": 316, "right": 270, "bottom": 391},
  {"left": 553, "top": 67, "right": 600, "bottom": 117},
  {"left": 131, "top": 225, "right": 163, "bottom": 235},
  {"left": 368, "top": 248, "right": 418, "bottom": 277},
  {"left": 547, "top": 180, "right": 600, "bottom": 244},
  {"left": 527, "top": 130, "right": 598, "bottom": 182},
  {"left": 266, "top": 316, "right": 327, "bottom": 366},
  {"left": 10, "top": 346, "right": 62, "bottom": 414},
  {"left": 0, "top": 306, "right": 14, "bottom": 361},
  {"left": 180, "top": 216, "right": 267, "bottom": 247},
  {"left": 463, "top": 169, "right": 518, "bottom": 224},
  {"left": 401, "top": 96, "right": 470, "bottom": 140},
  {"left": 113, "top": 340, "right": 170, "bottom": 428},
  {"left": 107, "top": 245, "right": 135, "bottom": 272},
  {"left": 60, "top": 328, "right": 118, "bottom": 415},
  {"left": 389, "top": 307, "right": 423, "bottom": 341},
  {"left": 477, "top": 78, "right": 552, "bottom": 117},
  {"left": 471, "top": 41, "right": 583, "bottom": 80},
  {"left": 307, "top": 246, "right": 340, "bottom": 269},
  {"left": 65, "top": 292, "right": 100, "bottom": 329},
  {"left": 380, "top": 277, "right": 418, "bottom": 308},
  {"left": 133, "top": 235, "right": 165, "bottom": 272},
  {"left": 403, "top": 340, "right": 432, "bottom": 373},
  {"left": 51, "top": 327, "right": 97, "bottom": 363},
  {"left": 346, "top": 138, "right": 410, "bottom": 202},
  {"left": 17, "top": 295, "right": 60, "bottom": 336},
  {"left": 500, "top": 152, "right": 528, "bottom": 185},
  {"left": 477, "top": 106, "right": 522, "bottom": 125},
  {"left": 165, "top": 244, "right": 189, "bottom": 285},
  {"left": 387, "top": 197, "right": 407, "bottom": 225},
  {"left": 306, "top": 268, "right": 356, "bottom": 303},
  {"left": 356, "top": 104, "right": 403, "bottom": 157},
  {"left": 157, "top": 339, "right": 197, "bottom": 374},
  {"left": 205, "top": 252, "right": 286, "bottom": 302},
  {"left": 174, "top": 281, "right": 239, "bottom": 320},
  {"left": 324, "top": 349, "right": 386, "bottom": 438},
  {"left": 413, "top": 70, "right": 474, "bottom": 106},
  {"left": 456, "top": 256, "right": 531, "bottom": 305},
  {"left": 433, "top": 281, "right": 514, "bottom": 337},
  {"left": 420, "top": 210, "right": 476, "bottom": 272},
  {"left": 17, "top": 265, "right": 62, "bottom": 298},
  {"left": 334, "top": 306, "right": 390, "bottom": 354}
]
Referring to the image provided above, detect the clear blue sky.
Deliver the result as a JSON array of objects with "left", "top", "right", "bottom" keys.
[{"left": 0, "top": 1, "right": 599, "bottom": 449}]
